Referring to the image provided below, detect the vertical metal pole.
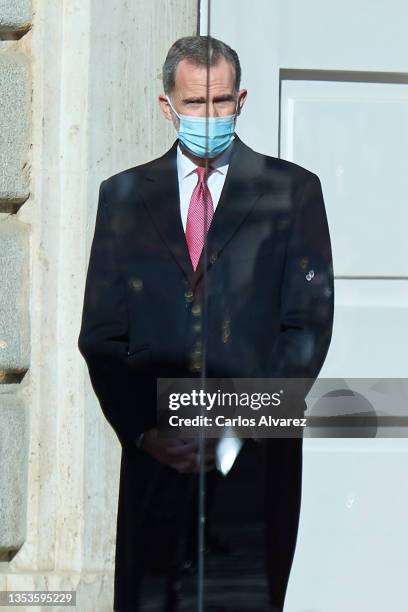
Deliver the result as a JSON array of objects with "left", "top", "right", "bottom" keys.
[{"left": 197, "top": 3, "right": 211, "bottom": 612}]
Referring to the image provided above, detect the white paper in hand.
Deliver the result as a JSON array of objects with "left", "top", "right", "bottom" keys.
[{"left": 215, "top": 427, "right": 243, "bottom": 476}]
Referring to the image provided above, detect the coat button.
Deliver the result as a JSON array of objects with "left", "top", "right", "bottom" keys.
[
  {"left": 184, "top": 289, "right": 194, "bottom": 302},
  {"left": 209, "top": 252, "right": 218, "bottom": 264},
  {"left": 189, "top": 349, "right": 202, "bottom": 372},
  {"left": 222, "top": 318, "right": 230, "bottom": 342},
  {"left": 191, "top": 304, "right": 201, "bottom": 316},
  {"left": 130, "top": 278, "right": 143, "bottom": 291}
]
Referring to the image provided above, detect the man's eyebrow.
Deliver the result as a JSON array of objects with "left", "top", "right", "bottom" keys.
[{"left": 181, "top": 94, "right": 236, "bottom": 104}]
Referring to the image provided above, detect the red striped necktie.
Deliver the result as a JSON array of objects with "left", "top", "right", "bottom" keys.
[{"left": 186, "top": 166, "right": 215, "bottom": 271}]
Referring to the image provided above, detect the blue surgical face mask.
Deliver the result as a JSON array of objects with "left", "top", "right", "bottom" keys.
[{"left": 166, "top": 95, "right": 239, "bottom": 158}]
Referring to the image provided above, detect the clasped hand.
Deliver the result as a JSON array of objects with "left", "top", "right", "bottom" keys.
[{"left": 140, "top": 428, "right": 218, "bottom": 474}]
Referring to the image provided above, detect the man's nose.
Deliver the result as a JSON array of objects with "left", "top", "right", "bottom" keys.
[{"left": 201, "top": 104, "right": 219, "bottom": 118}]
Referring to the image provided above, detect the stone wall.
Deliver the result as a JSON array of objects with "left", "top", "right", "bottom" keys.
[
  {"left": 0, "top": 1, "right": 197, "bottom": 609},
  {"left": 0, "top": 0, "right": 31, "bottom": 563}
]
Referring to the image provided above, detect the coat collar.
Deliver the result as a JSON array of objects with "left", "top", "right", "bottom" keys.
[{"left": 140, "top": 133, "right": 265, "bottom": 288}]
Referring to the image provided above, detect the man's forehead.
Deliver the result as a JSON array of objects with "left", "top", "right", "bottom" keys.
[{"left": 174, "top": 57, "right": 235, "bottom": 90}]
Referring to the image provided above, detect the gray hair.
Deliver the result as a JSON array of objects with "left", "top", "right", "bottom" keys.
[{"left": 162, "top": 35, "right": 241, "bottom": 95}]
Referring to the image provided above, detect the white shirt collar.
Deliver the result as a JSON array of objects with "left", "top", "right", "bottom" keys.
[{"left": 176, "top": 138, "right": 235, "bottom": 180}]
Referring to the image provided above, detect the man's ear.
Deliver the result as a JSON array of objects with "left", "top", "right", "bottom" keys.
[
  {"left": 237, "top": 89, "right": 248, "bottom": 115},
  {"left": 158, "top": 94, "right": 173, "bottom": 121}
]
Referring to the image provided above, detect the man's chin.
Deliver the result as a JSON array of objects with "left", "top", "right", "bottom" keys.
[{"left": 179, "top": 143, "right": 220, "bottom": 164}]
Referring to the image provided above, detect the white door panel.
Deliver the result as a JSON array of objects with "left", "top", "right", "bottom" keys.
[
  {"left": 291, "top": 439, "right": 408, "bottom": 612},
  {"left": 322, "top": 279, "right": 408, "bottom": 378},
  {"left": 281, "top": 79, "right": 408, "bottom": 278},
  {"left": 280, "top": 0, "right": 408, "bottom": 71}
]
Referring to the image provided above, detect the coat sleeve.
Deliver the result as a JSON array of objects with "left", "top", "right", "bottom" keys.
[
  {"left": 262, "top": 171, "right": 334, "bottom": 398},
  {"left": 77, "top": 180, "right": 157, "bottom": 448}
]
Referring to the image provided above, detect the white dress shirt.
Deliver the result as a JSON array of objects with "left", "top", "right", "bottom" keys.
[{"left": 176, "top": 139, "right": 234, "bottom": 232}]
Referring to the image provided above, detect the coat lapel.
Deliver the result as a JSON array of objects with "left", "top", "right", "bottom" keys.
[
  {"left": 192, "top": 134, "right": 264, "bottom": 286},
  {"left": 141, "top": 140, "right": 195, "bottom": 283},
  {"left": 140, "top": 134, "right": 265, "bottom": 288}
]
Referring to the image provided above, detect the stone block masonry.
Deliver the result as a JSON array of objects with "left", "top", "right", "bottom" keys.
[
  {"left": 0, "top": 49, "right": 30, "bottom": 210},
  {"left": 0, "top": 0, "right": 31, "bottom": 556},
  {"left": 0, "top": 0, "right": 31, "bottom": 34}
]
